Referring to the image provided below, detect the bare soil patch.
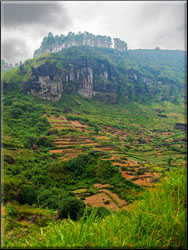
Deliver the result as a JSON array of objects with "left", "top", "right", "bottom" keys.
[
  {"left": 70, "top": 120, "right": 89, "bottom": 128},
  {"left": 133, "top": 178, "right": 153, "bottom": 187},
  {"left": 121, "top": 171, "right": 134, "bottom": 180},
  {"left": 99, "top": 189, "right": 127, "bottom": 208},
  {"left": 112, "top": 162, "right": 128, "bottom": 167},
  {"left": 95, "top": 135, "right": 110, "bottom": 141},
  {"left": 85, "top": 193, "right": 120, "bottom": 212},
  {"left": 93, "top": 183, "right": 113, "bottom": 189},
  {"left": 1, "top": 206, "right": 5, "bottom": 236}
]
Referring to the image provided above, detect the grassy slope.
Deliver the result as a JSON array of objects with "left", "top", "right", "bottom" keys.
[
  {"left": 2, "top": 167, "right": 187, "bottom": 249},
  {"left": 2, "top": 92, "right": 187, "bottom": 248}
]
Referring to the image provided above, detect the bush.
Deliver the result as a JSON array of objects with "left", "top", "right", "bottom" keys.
[
  {"left": 24, "top": 135, "right": 37, "bottom": 148},
  {"left": 4, "top": 175, "right": 37, "bottom": 205},
  {"left": 47, "top": 129, "right": 58, "bottom": 135},
  {"left": 121, "top": 166, "right": 128, "bottom": 171},
  {"left": 37, "top": 136, "right": 54, "bottom": 147},
  {"left": 6, "top": 205, "right": 18, "bottom": 218},
  {"left": 95, "top": 206, "right": 110, "bottom": 218},
  {"left": 58, "top": 197, "right": 85, "bottom": 220}
]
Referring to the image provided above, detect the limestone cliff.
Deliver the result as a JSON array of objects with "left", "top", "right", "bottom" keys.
[
  {"left": 23, "top": 59, "right": 120, "bottom": 103},
  {"left": 7, "top": 46, "right": 184, "bottom": 105}
]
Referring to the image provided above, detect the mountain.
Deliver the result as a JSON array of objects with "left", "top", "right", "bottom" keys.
[
  {"left": 3, "top": 45, "right": 186, "bottom": 104},
  {"left": 2, "top": 34, "right": 187, "bottom": 248},
  {"left": 33, "top": 31, "right": 128, "bottom": 57}
]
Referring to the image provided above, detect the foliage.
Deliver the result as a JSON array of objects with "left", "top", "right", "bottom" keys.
[
  {"left": 58, "top": 197, "right": 85, "bottom": 220},
  {"left": 4, "top": 175, "right": 37, "bottom": 205},
  {"left": 3, "top": 168, "right": 187, "bottom": 249}
]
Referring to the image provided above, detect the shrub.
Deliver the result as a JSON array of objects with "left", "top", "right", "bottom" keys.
[
  {"left": 24, "top": 135, "right": 37, "bottom": 148},
  {"left": 57, "top": 197, "right": 85, "bottom": 220},
  {"left": 37, "top": 136, "right": 54, "bottom": 147},
  {"left": 6, "top": 205, "right": 18, "bottom": 218},
  {"left": 121, "top": 166, "right": 128, "bottom": 171},
  {"left": 4, "top": 175, "right": 37, "bottom": 205}
]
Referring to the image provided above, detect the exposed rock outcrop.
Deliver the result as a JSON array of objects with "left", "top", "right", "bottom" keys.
[{"left": 23, "top": 58, "right": 120, "bottom": 103}]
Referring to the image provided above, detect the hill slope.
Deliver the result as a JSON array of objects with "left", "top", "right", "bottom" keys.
[
  {"left": 2, "top": 44, "right": 187, "bottom": 248},
  {"left": 3, "top": 46, "right": 186, "bottom": 104}
]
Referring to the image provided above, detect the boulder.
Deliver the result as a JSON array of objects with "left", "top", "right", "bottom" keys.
[
  {"left": 31, "top": 144, "right": 40, "bottom": 150},
  {"left": 63, "top": 108, "right": 72, "bottom": 114}
]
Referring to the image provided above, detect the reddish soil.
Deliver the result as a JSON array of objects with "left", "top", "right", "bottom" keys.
[
  {"left": 132, "top": 172, "right": 160, "bottom": 187},
  {"left": 50, "top": 149, "right": 64, "bottom": 154},
  {"left": 112, "top": 162, "right": 128, "bottom": 166},
  {"left": 1, "top": 206, "right": 5, "bottom": 236},
  {"left": 121, "top": 171, "right": 134, "bottom": 180},
  {"left": 84, "top": 193, "right": 120, "bottom": 212},
  {"left": 109, "top": 155, "right": 121, "bottom": 161},
  {"left": 99, "top": 189, "right": 127, "bottom": 208},
  {"left": 133, "top": 178, "right": 153, "bottom": 186}
]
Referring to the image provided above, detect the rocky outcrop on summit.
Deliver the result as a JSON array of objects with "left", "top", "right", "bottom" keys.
[{"left": 34, "top": 32, "right": 128, "bottom": 57}]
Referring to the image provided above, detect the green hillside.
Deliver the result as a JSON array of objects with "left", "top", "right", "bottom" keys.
[{"left": 1, "top": 45, "right": 187, "bottom": 248}]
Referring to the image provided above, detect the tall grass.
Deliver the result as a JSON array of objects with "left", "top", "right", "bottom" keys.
[{"left": 3, "top": 168, "right": 187, "bottom": 249}]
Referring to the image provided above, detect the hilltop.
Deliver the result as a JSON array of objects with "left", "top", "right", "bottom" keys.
[{"left": 33, "top": 31, "right": 128, "bottom": 57}]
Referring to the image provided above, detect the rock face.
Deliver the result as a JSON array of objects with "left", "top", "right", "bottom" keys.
[
  {"left": 23, "top": 62, "right": 63, "bottom": 101},
  {"left": 23, "top": 59, "right": 120, "bottom": 103}
]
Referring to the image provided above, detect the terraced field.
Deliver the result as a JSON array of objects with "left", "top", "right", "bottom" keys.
[{"left": 44, "top": 113, "right": 173, "bottom": 210}]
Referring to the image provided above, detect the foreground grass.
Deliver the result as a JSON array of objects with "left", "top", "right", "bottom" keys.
[{"left": 2, "top": 167, "right": 187, "bottom": 249}]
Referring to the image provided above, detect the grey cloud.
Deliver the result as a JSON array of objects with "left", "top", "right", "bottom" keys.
[
  {"left": 2, "top": 38, "right": 29, "bottom": 63},
  {"left": 2, "top": 2, "right": 71, "bottom": 30},
  {"left": 139, "top": 3, "right": 185, "bottom": 22}
]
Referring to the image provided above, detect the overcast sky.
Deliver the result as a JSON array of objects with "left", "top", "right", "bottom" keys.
[{"left": 1, "top": 1, "right": 187, "bottom": 64}]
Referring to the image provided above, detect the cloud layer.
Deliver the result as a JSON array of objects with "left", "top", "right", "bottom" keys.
[
  {"left": 1, "top": 1, "right": 186, "bottom": 64},
  {"left": 2, "top": 2, "right": 71, "bottom": 30}
]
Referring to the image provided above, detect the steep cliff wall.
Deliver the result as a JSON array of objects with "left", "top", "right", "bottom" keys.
[
  {"left": 23, "top": 59, "right": 121, "bottom": 103},
  {"left": 4, "top": 46, "right": 184, "bottom": 105}
]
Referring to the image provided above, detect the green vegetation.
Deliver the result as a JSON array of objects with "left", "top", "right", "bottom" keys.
[
  {"left": 1, "top": 43, "right": 187, "bottom": 248},
  {"left": 3, "top": 168, "right": 187, "bottom": 248},
  {"left": 33, "top": 31, "right": 127, "bottom": 57}
]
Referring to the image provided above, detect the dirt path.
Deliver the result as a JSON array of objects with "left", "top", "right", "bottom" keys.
[{"left": 1, "top": 205, "right": 5, "bottom": 236}]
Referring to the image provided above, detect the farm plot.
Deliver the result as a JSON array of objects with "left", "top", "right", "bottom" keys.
[{"left": 74, "top": 185, "right": 127, "bottom": 212}]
